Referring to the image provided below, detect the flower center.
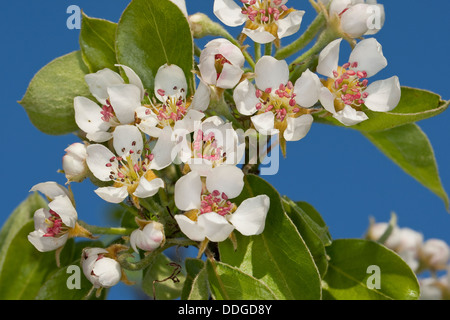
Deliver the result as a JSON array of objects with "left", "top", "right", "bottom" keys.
[
  {"left": 240, "top": 0, "right": 288, "bottom": 24},
  {"left": 144, "top": 90, "right": 189, "bottom": 127},
  {"left": 214, "top": 54, "right": 231, "bottom": 80},
  {"left": 200, "top": 190, "right": 236, "bottom": 216},
  {"left": 255, "top": 81, "right": 305, "bottom": 123},
  {"left": 44, "top": 210, "right": 68, "bottom": 238},
  {"left": 100, "top": 99, "right": 121, "bottom": 125},
  {"left": 325, "top": 62, "right": 370, "bottom": 110},
  {"left": 192, "top": 129, "right": 225, "bottom": 165}
]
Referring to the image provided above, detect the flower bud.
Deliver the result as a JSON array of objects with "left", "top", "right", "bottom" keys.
[
  {"left": 130, "top": 221, "right": 165, "bottom": 253},
  {"left": 188, "top": 13, "right": 226, "bottom": 39},
  {"left": 62, "top": 142, "right": 88, "bottom": 183},
  {"left": 81, "top": 248, "right": 122, "bottom": 289},
  {"left": 419, "top": 239, "right": 450, "bottom": 271}
]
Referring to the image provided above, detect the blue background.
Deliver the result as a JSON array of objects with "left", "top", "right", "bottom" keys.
[{"left": 1, "top": 0, "right": 449, "bottom": 299}]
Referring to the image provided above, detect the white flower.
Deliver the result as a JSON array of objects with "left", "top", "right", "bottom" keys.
[
  {"left": 317, "top": 38, "right": 401, "bottom": 126},
  {"left": 135, "top": 64, "right": 210, "bottom": 138},
  {"left": 183, "top": 116, "right": 246, "bottom": 176},
  {"left": 419, "top": 239, "right": 450, "bottom": 271},
  {"left": 173, "top": 166, "right": 270, "bottom": 242},
  {"left": 62, "top": 142, "right": 88, "bottom": 183},
  {"left": 213, "top": 0, "right": 305, "bottom": 44},
  {"left": 419, "top": 278, "right": 444, "bottom": 300},
  {"left": 82, "top": 248, "right": 122, "bottom": 289},
  {"left": 130, "top": 221, "right": 165, "bottom": 253},
  {"left": 74, "top": 65, "right": 145, "bottom": 142},
  {"left": 323, "top": 0, "right": 385, "bottom": 38},
  {"left": 27, "top": 182, "right": 78, "bottom": 252},
  {"left": 198, "top": 39, "right": 245, "bottom": 89},
  {"left": 234, "top": 56, "right": 317, "bottom": 145},
  {"left": 86, "top": 125, "right": 170, "bottom": 206}
]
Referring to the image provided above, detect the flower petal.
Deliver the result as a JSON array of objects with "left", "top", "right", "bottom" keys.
[
  {"left": 228, "top": 195, "right": 270, "bottom": 236},
  {"left": 206, "top": 165, "right": 244, "bottom": 199},
  {"left": 154, "top": 64, "right": 187, "bottom": 102},
  {"left": 28, "top": 231, "right": 68, "bottom": 252},
  {"left": 86, "top": 144, "right": 117, "bottom": 181},
  {"left": 242, "top": 27, "right": 276, "bottom": 44},
  {"left": 149, "top": 126, "right": 177, "bottom": 170},
  {"left": 284, "top": 114, "right": 314, "bottom": 142},
  {"left": 319, "top": 87, "right": 337, "bottom": 114},
  {"left": 133, "top": 177, "right": 164, "bottom": 198},
  {"left": 107, "top": 84, "right": 142, "bottom": 124},
  {"left": 84, "top": 68, "right": 124, "bottom": 105},
  {"left": 190, "top": 79, "right": 211, "bottom": 111},
  {"left": 364, "top": 76, "right": 401, "bottom": 112},
  {"left": 48, "top": 195, "right": 78, "bottom": 228},
  {"left": 317, "top": 38, "right": 342, "bottom": 78},
  {"left": 293, "top": 69, "right": 322, "bottom": 108},
  {"left": 233, "top": 79, "right": 259, "bottom": 116},
  {"left": 198, "top": 212, "right": 235, "bottom": 242},
  {"left": 74, "top": 96, "right": 110, "bottom": 135},
  {"left": 216, "top": 63, "right": 244, "bottom": 89},
  {"left": 213, "top": 0, "right": 247, "bottom": 27},
  {"left": 112, "top": 125, "right": 143, "bottom": 157},
  {"left": 174, "top": 215, "right": 205, "bottom": 241},
  {"left": 349, "top": 37, "right": 387, "bottom": 77},
  {"left": 30, "top": 181, "right": 70, "bottom": 200},
  {"left": 175, "top": 171, "right": 202, "bottom": 211},
  {"left": 115, "top": 64, "right": 145, "bottom": 100},
  {"left": 276, "top": 10, "right": 305, "bottom": 39},
  {"left": 94, "top": 186, "right": 129, "bottom": 204},
  {"left": 334, "top": 105, "right": 369, "bottom": 126},
  {"left": 251, "top": 112, "right": 277, "bottom": 135},
  {"left": 255, "top": 56, "right": 289, "bottom": 91}
]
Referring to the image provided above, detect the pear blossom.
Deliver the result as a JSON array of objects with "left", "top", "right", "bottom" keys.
[
  {"left": 419, "top": 239, "right": 450, "bottom": 271},
  {"left": 198, "top": 38, "right": 245, "bottom": 89},
  {"left": 86, "top": 125, "right": 171, "bottom": 206},
  {"left": 234, "top": 56, "right": 318, "bottom": 152},
  {"left": 130, "top": 221, "right": 165, "bottom": 253},
  {"left": 322, "top": 0, "right": 385, "bottom": 38},
  {"left": 182, "top": 116, "right": 246, "bottom": 176},
  {"left": 62, "top": 142, "right": 88, "bottom": 183},
  {"left": 135, "top": 64, "right": 210, "bottom": 139},
  {"left": 174, "top": 166, "right": 270, "bottom": 242},
  {"left": 317, "top": 38, "right": 401, "bottom": 126},
  {"left": 213, "top": 0, "right": 305, "bottom": 45},
  {"left": 27, "top": 182, "right": 89, "bottom": 252},
  {"left": 82, "top": 248, "right": 122, "bottom": 289},
  {"left": 74, "top": 64, "right": 145, "bottom": 142}
]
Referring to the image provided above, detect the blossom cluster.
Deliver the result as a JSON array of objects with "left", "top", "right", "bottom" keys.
[{"left": 26, "top": 0, "right": 402, "bottom": 292}]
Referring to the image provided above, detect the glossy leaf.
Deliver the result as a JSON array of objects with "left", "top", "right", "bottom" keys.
[
  {"left": 219, "top": 174, "right": 322, "bottom": 300},
  {"left": 80, "top": 12, "right": 118, "bottom": 72},
  {"left": 206, "top": 260, "right": 277, "bottom": 300},
  {"left": 314, "top": 87, "right": 449, "bottom": 132},
  {"left": 19, "top": 51, "right": 92, "bottom": 135},
  {"left": 323, "top": 239, "right": 420, "bottom": 300},
  {"left": 116, "top": 0, "right": 194, "bottom": 93},
  {"left": 181, "top": 258, "right": 209, "bottom": 300},
  {"left": 363, "top": 123, "right": 449, "bottom": 210}
]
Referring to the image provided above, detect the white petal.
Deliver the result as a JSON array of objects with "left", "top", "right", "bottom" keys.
[
  {"left": 251, "top": 112, "right": 277, "bottom": 135},
  {"left": 84, "top": 68, "right": 124, "bottom": 105},
  {"left": 74, "top": 96, "right": 110, "bottom": 135},
  {"left": 112, "top": 125, "right": 143, "bottom": 157},
  {"left": 30, "top": 181, "right": 70, "bottom": 200},
  {"left": 317, "top": 38, "right": 342, "bottom": 78},
  {"left": 149, "top": 126, "right": 177, "bottom": 170},
  {"left": 206, "top": 165, "right": 244, "bottom": 199},
  {"left": 28, "top": 231, "right": 68, "bottom": 252},
  {"left": 94, "top": 186, "right": 129, "bottom": 204},
  {"left": 242, "top": 27, "right": 276, "bottom": 44},
  {"left": 255, "top": 56, "right": 289, "bottom": 91},
  {"left": 233, "top": 79, "right": 259, "bottom": 116},
  {"left": 198, "top": 212, "right": 235, "bottom": 242},
  {"left": 86, "top": 131, "right": 113, "bottom": 143},
  {"left": 364, "top": 76, "right": 401, "bottom": 112},
  {"left": 334, "top": 105, "right": 368, "bottom": 126},
  {"left": 340, "top": 4, "right": 372, "bottom": 38},
  {"left": 228, "top": 195, "right": 270, "bottom": 236},
  {"left": 213, "top": 0, "right": 247, "bottom": 27},
  {"left": 107, "top": 84, "right": 141, "bottom": 124},
  {"left": 190, "top": 80, "right": 211, "bottom": 111},
  {"left": 115, "top": 64, "right": 145, "bottom": 100},
  {"left": 319, "top": 87, "right": 337, "bottom": 114},
  {"left": 174, "top": 215, "right": 205, "bottom": 242},
  {"left": 329, "top": 0, "right": 353, "bottom": 15},
  {"left": 293, "top": 69, "right": 322, "bottom": 108},
  {"left": 133, "top": 177, "right": 164, "bottom": 198},
  {"left": 48, "top": 196, "right": 78, "bottom": 228},
  {"left": 283, "top": 114, "right": 314, "bottom": 141},
  {"left": 214, "top": 39, "right": 245, "bottom": 67},
  {"left": 174, "top": 171, "right": 202, "bottom": 211},
  {"left": 276, "top": 10, "right": 305, "bottom": 39},
  {"left": 198, "top": 54, "right": 218, "bottom": 86},
  {"left": 92, "top": 258, "right": 122, "bottom": 288},
  {"left": 154, "top": 64, "right": 187, "bottom": 102},
  {"left": 364, "top": 4, "right": 385, "bottom": 35},
  {"left": 349, "top": 38, "right": 387, "bottom": 77},
  {"left": 86, "top": 144, "right": 117, "bottom": 181},
  {"left": 216, "top": 63, "right": 244, "bottom": 89}
]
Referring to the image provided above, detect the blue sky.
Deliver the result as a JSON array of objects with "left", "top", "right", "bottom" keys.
[{"left": 1, "top": 1, "right": 449, "bottom": 299}]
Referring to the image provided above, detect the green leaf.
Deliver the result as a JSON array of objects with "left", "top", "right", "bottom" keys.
[
  {"left": 206, "top": 260, "right": 277, "bottom": 300},
  {"left": 314, "top": 87, "right": 449, "bottom": 132},
  {"left": 0, "top": 221, "right": 72, "bottom": 299},
  {"left": 19, "top": 51, "right": 92, "bottom": 135},
  {"left": 35, "top": 259, "right": 106, "bottom": 300},
  {"left": 116, "top": 0, "right": 194, "bottom": 93},
  {"left": 80, "top": 12, "right": 118, "bottom": 72},
  {"left": 141, "top": 253, "right": 186, "bottom": 300},
  {"left": 0, "top": 193, "right": 47, "bottom": 274},
  {"left": 323, "top": 239, "right": 420, "bottom": 300},
  {"left": 219, "top": 175, "right": 322, "bottom": 300},
  {"left": 282, "top": 198, "right": 331, "bottom": 278},
  {"left": 181, "top": 258, "right": 209, "bottom": 300},
  {"left": 363, "top": 123, "right": 449, "bottom": 210}
]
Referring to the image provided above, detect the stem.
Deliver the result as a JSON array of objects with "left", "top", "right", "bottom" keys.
[
  {"left": 264, "top": 42, "right": 272, "bottom": 56},
  {"left": 254, "top": 42, "right": 261, "bottom": 62},
  {"left": 275, "top": 12, "right": 326, "bottom": 60},
  {"left": 78, "top": 221, "right": 134, "bottom": 236}
]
